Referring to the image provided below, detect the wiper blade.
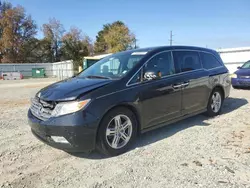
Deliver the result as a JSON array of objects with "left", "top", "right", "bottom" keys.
[{"left": 86, "top": 75, "right": 111, "bottom": 79}]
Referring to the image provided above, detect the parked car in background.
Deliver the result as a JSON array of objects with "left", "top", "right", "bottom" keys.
[
  {"left": 28, "top": 46, "right": 231, "bottom": 156},
  {"left": 231, "top": 60, "right": 250, "bottom": 89}
]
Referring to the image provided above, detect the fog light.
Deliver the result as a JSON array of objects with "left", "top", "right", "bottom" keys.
[
  {"left": 51, "top": 136, "right": 69, "bottom": 144},
  {"left": 230, "top": 74, "right": 237, "bottom": 78}
]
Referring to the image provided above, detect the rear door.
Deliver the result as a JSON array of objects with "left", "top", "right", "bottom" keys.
[
  {"left": 199, "top": 51, "right": 229, "bottom": 96},
  {"left": 172, "top": 50, "right": 210, "bottom": 115}
]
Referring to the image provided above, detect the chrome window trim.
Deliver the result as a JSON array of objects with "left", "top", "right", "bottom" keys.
[
  {"left": 126, "top": 49, "right": 225, "bottom": 87},
  {"left": 127, "top": 68, "right": 204, "bottom": 87},
  {"left": 173, "top": 50, "right": 225, "bottom": 71},
  {"left": 97, "top": 69, "right": 207, "bottom": 100},
  {"left": 172, "top": 49, "right": 224, "bottom": 67}
]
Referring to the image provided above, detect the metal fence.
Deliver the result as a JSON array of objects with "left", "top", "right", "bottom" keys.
[{"left": 0, "top": 60, "right": 74, "bottom": 80}]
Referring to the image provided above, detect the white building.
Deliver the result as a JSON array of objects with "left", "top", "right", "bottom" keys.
[{"left": 216, "top": 47, "right": 250, "bottom": 73}]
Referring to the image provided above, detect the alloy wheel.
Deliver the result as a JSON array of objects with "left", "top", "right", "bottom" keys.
[
  {"left": 211, "top": 91, "right": 222, "bottom": 113},
  {"left": 105, "top": 115, "right": 133, "bottom": 149}
]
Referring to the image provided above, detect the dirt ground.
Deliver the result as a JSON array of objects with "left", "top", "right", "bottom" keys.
[{"left": 0, "top": 79, "right": 250, "bottom": 188}]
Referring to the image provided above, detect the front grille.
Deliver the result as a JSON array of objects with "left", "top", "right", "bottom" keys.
[
  {"left": 239, "top": 75, "right": 250, "bottom": 79},
  {"left": 30, "top": 97, "right": 55, "bottom": 121},
  {"left": 239, "top": 81, "right": 250, "bottom": 86}
]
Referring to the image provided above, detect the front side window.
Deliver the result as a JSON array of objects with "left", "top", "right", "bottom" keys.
[
  {"left": 79, "top": 51, "right": 147, "bottom": 79},
  {"left": 127, "top": 51, "right": 175, "bottom": 85},
  {"left": 129, "top": 70, "right": 142, "bottom": 85},
  {"left": 173, "top": 51, "right": 202, "bottom": 73},
  {"left": 143, "top": 51, "right": 175, "bottom": 78},
  {"left": 200, "top": 52, "right": 222, "bottom": 69}
]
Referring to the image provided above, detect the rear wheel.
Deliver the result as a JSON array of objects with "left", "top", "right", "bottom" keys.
[
  {"left": 205, "top": 89, "right": 223, "bottom": 117},
  {"left": 96, "top": 107, "right": 137, "bottom": 156}
]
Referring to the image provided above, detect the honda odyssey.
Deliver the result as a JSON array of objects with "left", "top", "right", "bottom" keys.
[{"left": 28, "top": 46, "right": 231, "bottom": 156}]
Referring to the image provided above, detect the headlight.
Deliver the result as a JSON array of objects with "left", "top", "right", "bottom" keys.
[
  {"left": 231, "top": 74, "right": 237, "bottom": 78},
  {"left": 51, "top": 99, "right": 91, "bottom": 117}
]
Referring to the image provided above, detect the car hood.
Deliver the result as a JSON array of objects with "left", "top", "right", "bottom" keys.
[
  {"left": 235, "top": 69, "right": 250, "bottom": 76},
  {"left": 38, "top": 77, "right": 113, "bottom": 101}
]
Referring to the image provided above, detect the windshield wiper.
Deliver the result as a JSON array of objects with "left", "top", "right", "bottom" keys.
[{"left": 86, "top": 75, "right": 111, "bottom": 80}]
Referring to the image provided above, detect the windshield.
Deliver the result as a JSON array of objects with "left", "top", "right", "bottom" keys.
[
  {"left": 78, "top": 51, "right": 147, "bottom": 79},
  {"left": 241, "top": 61, "right": 250, "bottom": 69}
]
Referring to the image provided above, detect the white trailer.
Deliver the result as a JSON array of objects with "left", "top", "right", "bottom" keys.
[
  {"left": 217, "top": 47, "right": 250, "bottom": 73},
  {"left": 1, "top": 72, "right": 24, "bottom": 80}
]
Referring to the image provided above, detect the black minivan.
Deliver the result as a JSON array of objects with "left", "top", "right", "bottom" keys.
[{"left": 28, "top": 46, "right": 231, "bottom": 156}]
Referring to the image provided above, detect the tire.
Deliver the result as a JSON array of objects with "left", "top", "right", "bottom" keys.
[
  {"left": 96, "top": 107, "right": 138, "bottom": 156},
  {"left": 205, "top": 88, "right": 224, "bottom": 117}
]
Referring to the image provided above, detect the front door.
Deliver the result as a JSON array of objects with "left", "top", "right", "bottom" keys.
[{"left": 139, "top": 51, "right": 182, "bottom": 129}]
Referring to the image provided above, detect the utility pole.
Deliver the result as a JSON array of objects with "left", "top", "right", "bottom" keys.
[{"left": 169, "top": 30, "right": 173, "bottom": 46}]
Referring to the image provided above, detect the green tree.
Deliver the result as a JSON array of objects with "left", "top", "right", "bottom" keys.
[
  {"left": 61, "top": 27, "right": 91, "bottom": 67},
  {"left": 37, "top": 38, "right": 55, "bottom": 62},
  {"left": 42, "top": 18, "right": 65, "bottom": 62},
  {"left": 104, "top": 24, "right": 136, "bottom": 53},
  {"left": 0, "top": 0, "right": 12, "bottom": 62},
  {"left": 20, "top": 37, "right": 53, "bottom": 63},
  {"left": 94, "top": 21, "right": 136, "bottom": 54},
  {"left": 94, "top": 24, "right": 110, "bottom": 53},
  {"left": 0, "top": 1, "right": 11, "bottom": 12},
  {"left": 19, "top": 37, "right": 39, "bottom": 63},
  {"left": 0, "top": 4, "right": 37, "bottom": 63}
]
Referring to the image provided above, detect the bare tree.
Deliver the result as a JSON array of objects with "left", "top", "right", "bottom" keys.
[{"left": 42, "top": 18, "right": 65, "bottom": 62}]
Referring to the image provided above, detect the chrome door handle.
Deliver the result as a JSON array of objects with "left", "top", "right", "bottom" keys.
[
  {"left": 172, "top": 84, "right": 182, "bottom": 89},
  {"left": 182, "top": 83, "right": 189, "bottom": 87}
]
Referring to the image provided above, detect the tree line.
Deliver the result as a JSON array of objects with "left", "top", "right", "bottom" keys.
[{"left": 0, "top": 1, "right": 137, "bottom": 66}]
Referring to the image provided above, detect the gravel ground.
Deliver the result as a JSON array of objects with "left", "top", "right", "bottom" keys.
[
  {"left": 0, "top": 78, "right": 58, "bottom": 88},
  {"left": 0, "top": 80, "right": 250, "bottom": 188}
]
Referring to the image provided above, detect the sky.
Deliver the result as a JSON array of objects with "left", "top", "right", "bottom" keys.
[{"left": 8, "top": 0, "right": 250, "bottom": 49}]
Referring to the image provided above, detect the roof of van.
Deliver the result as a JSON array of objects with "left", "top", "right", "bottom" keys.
[
  {"left": 129, "top": 45, "right": 215, "bottom": 53},
  {"left": 114, "top": 46, "right": 216, "bottom": 53},
  {"left": 87, "top": 46, "right": 217, "bottom": 58}
]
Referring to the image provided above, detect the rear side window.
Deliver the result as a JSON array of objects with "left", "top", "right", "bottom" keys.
[
  {"left": 173, "top": 51, "right": 202, "bottom": 73},
  {"left": 200, "top": 52, "right": 222, "bottom": 69}
]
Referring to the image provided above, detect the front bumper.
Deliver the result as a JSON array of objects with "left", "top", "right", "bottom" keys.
[
  {"left": 231, "top": 78, "right": 250, "bottom": 87},
  {"left": 28, "top": 109, "right": 98, "bottom": 152}
]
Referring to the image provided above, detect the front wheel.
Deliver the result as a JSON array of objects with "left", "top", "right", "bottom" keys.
[
  {"left": 205, "top": 89, "right": 224, "bottom": 117},
  {"left": 96, "top": 107, "right": 138, "bottom": 156}
]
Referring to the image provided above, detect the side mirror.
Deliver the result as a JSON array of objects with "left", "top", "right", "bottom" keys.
[
  {"left": 144, "top": 71, "right": 161, "bottom": 81},
  {"left": 237, "top": 66, "right": 241, "bottom": 69}
]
